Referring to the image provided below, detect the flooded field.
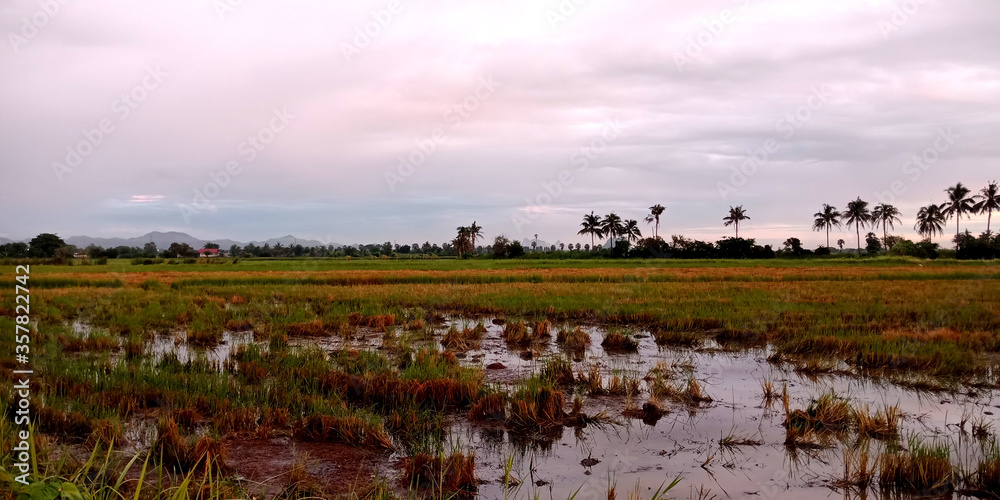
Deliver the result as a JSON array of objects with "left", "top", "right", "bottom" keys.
[{"left": 3, "top": 259, "right": 999, "bottom": 499}]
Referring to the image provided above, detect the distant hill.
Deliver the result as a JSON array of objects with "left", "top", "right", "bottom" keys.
[{"left": 63, "top": 232, "right": 341, "bottom": 250}]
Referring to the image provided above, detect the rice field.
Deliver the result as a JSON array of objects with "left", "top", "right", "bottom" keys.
[{"left": 1, "top": 258, "right": 999, "bottom": 499}]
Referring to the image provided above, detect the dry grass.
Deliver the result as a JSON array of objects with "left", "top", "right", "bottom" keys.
[
  {"left": 556, "top": 326, "right": 591, "bottom": 350},
  {"left": 601, "top": 330, "right": 639, "bottom": 351},
  {"left": 878, "top": 437, "right": 953, "bottom": 493},
  {"left": 292, "top": 414, "right": 394, "bottom": 450},
  {"left": 855, "top": 404, "right": 901, "bottom": 440},
  {"left": 403, "top": 452, "right": 477, "bottom": 496}
]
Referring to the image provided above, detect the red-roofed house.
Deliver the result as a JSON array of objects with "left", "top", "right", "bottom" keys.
[{"left": 198, "top": 248, "right": 220, "bottom": 257}]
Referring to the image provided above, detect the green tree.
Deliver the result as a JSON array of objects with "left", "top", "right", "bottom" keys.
[
  {"left": 644, "top": 204, "right": 665, "bottom": 239},
  {"left": 623, "top": 219, "right": 642, "bottom": 243},
  {"left": 577, "top": 211, "right": 604, "bottom": 251},
  {"left": 812, "top": 204, "right": 842, "bottom": 249},
  {"left": 468, "top": 221, "right": 483, "bottom": 250},
  {"left": 842, "top": 198, "right": 872, "bottom": 255},
  {"left": 602, "top": 213, "right": 624, "bottom": 253},
  {"left": 871, "top": 203, "right": 902, "bottom": 248},
  {"left": 29, "top": 233, "right": 66, "bottom": 258},
  {"left": 973, "top": 181, "right": 999, "bottom": 234},
  {"left": 940, "top": 182, "right": 975, "bottom": 237},
  {"left": 722, "top": 206, "right": 750, "bottom": 238},
  {"left": 204, "top": 242, "right": 220, "bottom": 249},
  {"left": 453, "top": 227, "right": 473, "bottom": 258},
  {"left": 915, "top": 203, "right": 947, "bottom": 241}
]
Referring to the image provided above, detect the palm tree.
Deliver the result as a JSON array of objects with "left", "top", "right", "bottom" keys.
[
  {"left": 940, "top": 183, "right": 975, "bottom": 237},
  {"left": 622, "top": 219, "right": 642, "bottom": 243},
  {"left": 842, "top": 197, "right": 872, "bottom": 255},
  {"left": 468, "top": 221, "right": 483, "bottom": 250},
  {"left": 812, "top": 204, "right": 842, "bottom": 249},
  {"left": 722, "top": 206, "right": 750, "bottom": 238},
  {"left": 453, "top": 227, "right": 473, "bottom": 258},
  {"left": 871, "top": 203, "right": 902, "bottom": 248},
  {"left": 644, "top": 204, "right": 665, "bottom": 239},
  {"left": 915, "top": 203, "right": 946, "bottom": 241},
  {"left": 974, "top": 181, "right": 1000, "bottom": 234},
  {"left": 602, "top": 213, "right": 624, "bottom": 251},
  {"left": 577, "top": 211, "right": 604, "bottom": 251}
]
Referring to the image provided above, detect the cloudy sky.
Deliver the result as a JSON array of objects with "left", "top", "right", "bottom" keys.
[{"left": 2, "top": 0, "right": 998, "bottom": 248}]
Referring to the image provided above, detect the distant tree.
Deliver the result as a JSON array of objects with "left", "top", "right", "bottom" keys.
[
  {"left": 622, "top": 219, "right": 642, "bottom": 243},
  {"left": 532, "top": 233, "right": 538, "bottom": 252},
  {"left": 812, "top": 204, "right": 842, "bottom": 249},
  {"left": 54, "top": 245, "right": 77, "bottom": 259},
  {"left": 29, "top": 233, "right": 66, "bottom": 258},
  {"left": 871, "top": 203, "right": 902, "bottom": 248},
  {"left": 229, "top": 244, "right": 241, "bottom": 257},
  {"left": 578, "top": 211, "right": 604, "bottom": 251},
  {"left": 973, "top": 181, "right": 999, "bottom": 234},
  {"left": 783, "top": 237, "right": 804, "bottom": 255},
  {"left": 559, "top": 243, "right": 565, "bottom": 251},
  {"left": 837, "top": 239, "right": 845, "bottom": 252},
  {"left": 204, "top": 242, "right": 220, "bottom": 249},
  {"left": 492, "top": 235, "right": 510, "bottom": 258},
  {"left": 602, "top": 213, "right": 624, "bottom": 252},
  {"left": 865, "top": 232, "right": 882, "bottom": 254},
  {"left": 0, "top": 242, "right": 29, "bottom": 258},
  {"left": 842, "top": 197, "right": 872, "bottom": 255},
  {"left": 941, "top": 183, "right": 976, "bottom": 237},
  {"left": 507, "top": 240, "right": 525, "bottom": 258},
  {"left": 722, "top": 206, "right": 750, "bottom": 238},
  {"left": 453, "top": 227, "right": 473, "bottom": 258},
  {"left": 468, "top": 221, "right": 483, "bottom": 249},
  {"left": 915, "top": 203, "right": 947, "bottom": 241},
  {"left": 143, "top": 242, "right": 158, "bottom": 257},
  {"left": 584, "top": 244, "right": 590, "bottom": 252},
  {"left": 167, "top": 242, "right": 196, "bottom": 258},
  {"left": 644, "top": 204, "right": 665, "bottom": 239},
  {"left": 575, "top": 243, "right": 581, "bottom": 251}
]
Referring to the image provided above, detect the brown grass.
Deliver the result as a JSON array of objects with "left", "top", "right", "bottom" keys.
[
  {"left": 293, "top": 414, "right": 394, "bottom": 450},
  {"left": 403, "top": 452, "right": 477, "bottom": 496},
  {"left": 557, "top": 326, "right": 592, "bottom": 350}
]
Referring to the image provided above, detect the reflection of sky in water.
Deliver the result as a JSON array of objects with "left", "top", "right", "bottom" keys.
[{"left": 72, "top": 318, "right": 1000, "bottom": 498}]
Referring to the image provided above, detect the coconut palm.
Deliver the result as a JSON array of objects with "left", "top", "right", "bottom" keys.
[
  {"left": 468, "top": 221, "right": 483, "bottom": 250},
  {"left": 577, "top": 212, "right": 604, "bottom": 251},
  {"left": 871, "top": 203, "right": 902, "bottom": 248},
  {"left": 622, "top": 219, "right": 642, "bottom": 243},
  {"left": 842, "top": 197, "right": 872, "bottom": 255},
  {"left": 812, "top": 204, "right": 842, "bottom": 249},
  {"left": 940, "top": 183, "right": 975, "bottom": 237},
  {"left": 973, "top": 181, "right": 1000, "bottom": 234},
  {"left": 915, "top": 203, "right": 946, "bottom": 241},
  {"left": 453, "top": 227, "right": 473, "bottom": 258},
  {"left": 722, "top": 206, "right": 750, "bottom": 238},
  {"left": 644, "top": 204, "right": 665, "bottom": 239},
  {"left": 602, "top": 213, "right": 625, "bottom": 251}
]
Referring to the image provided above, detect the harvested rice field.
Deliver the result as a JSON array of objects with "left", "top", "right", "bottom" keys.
[{"left": 2, "top": 258, "right": 1000, "bottom": 499}]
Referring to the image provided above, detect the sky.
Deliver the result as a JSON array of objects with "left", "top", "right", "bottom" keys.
[{"left": 2, "top": 0, "right": 999, "bottom": 248}]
